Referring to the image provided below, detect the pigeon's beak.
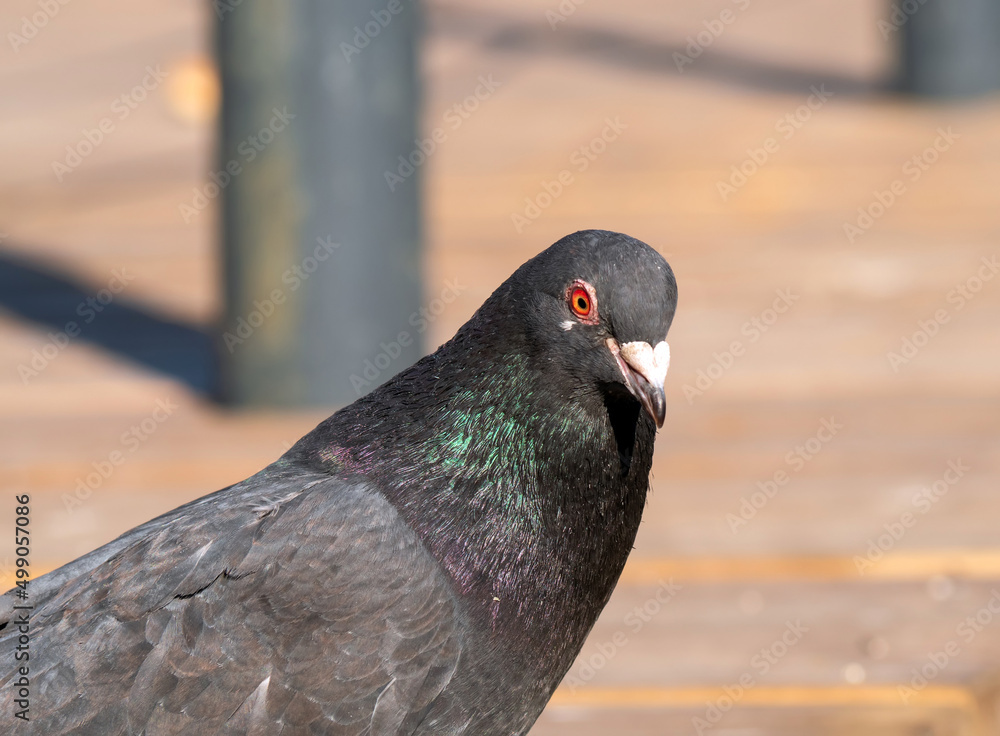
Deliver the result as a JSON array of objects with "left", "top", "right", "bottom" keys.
[{"left": 607, "top": 339, "right": 670, "bottom": 428}]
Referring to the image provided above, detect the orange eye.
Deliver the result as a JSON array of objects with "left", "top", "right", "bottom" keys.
[{"left": 570, "top": 287, "right": 591, "bottom": 317}]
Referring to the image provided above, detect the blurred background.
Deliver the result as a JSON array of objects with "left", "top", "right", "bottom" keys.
[{"left": 2, "top": 0, "right": 1000, "bottom": 733}]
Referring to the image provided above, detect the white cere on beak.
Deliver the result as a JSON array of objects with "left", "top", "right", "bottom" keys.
[
  {"left": 620, "top": 340, "right": 671, "bottom": 391},
  {"left": 560, "top": 320, "right": 574, "bottom": 331}
]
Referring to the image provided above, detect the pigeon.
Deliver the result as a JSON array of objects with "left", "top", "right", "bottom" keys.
[{"left": 0, "top": 229, "right": 677, "bottom": 735}]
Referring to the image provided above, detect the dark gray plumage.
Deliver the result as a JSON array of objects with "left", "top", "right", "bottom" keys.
[{"left": 0, "top": 230, "right": 678, "bottom": 734}]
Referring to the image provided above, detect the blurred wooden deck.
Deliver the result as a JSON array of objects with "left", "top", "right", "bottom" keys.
[{"left": 2, "top": 0, "right": 999, "bottom": 733}]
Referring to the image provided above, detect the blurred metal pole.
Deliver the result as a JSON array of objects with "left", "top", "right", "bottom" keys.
[
  {"left": 217, "top": 0, "right": 423, "bottom": 407},
  {"left": 897, "top": 0, "right": 1000, "bottom": 97}
]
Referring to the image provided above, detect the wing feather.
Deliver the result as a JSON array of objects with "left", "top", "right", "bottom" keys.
[{"left": 0, "top": 467, "right": 467, "bottom": 735}]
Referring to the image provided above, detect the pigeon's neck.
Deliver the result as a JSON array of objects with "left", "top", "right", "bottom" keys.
[{"left": 289, "top": 331, "right": 655, "bottom": 664}]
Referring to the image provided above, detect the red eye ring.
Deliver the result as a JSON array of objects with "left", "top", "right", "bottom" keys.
[
  {"left": 566, "top": 280, "right": 598, "bottom": 324},
  {"left": 570, "top": 288, "right": 591, "bottom": 317}
]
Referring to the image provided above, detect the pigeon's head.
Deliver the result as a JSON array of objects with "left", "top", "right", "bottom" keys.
[{"left": 507, "top": 230, "right": 677, "bottom": 428}]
